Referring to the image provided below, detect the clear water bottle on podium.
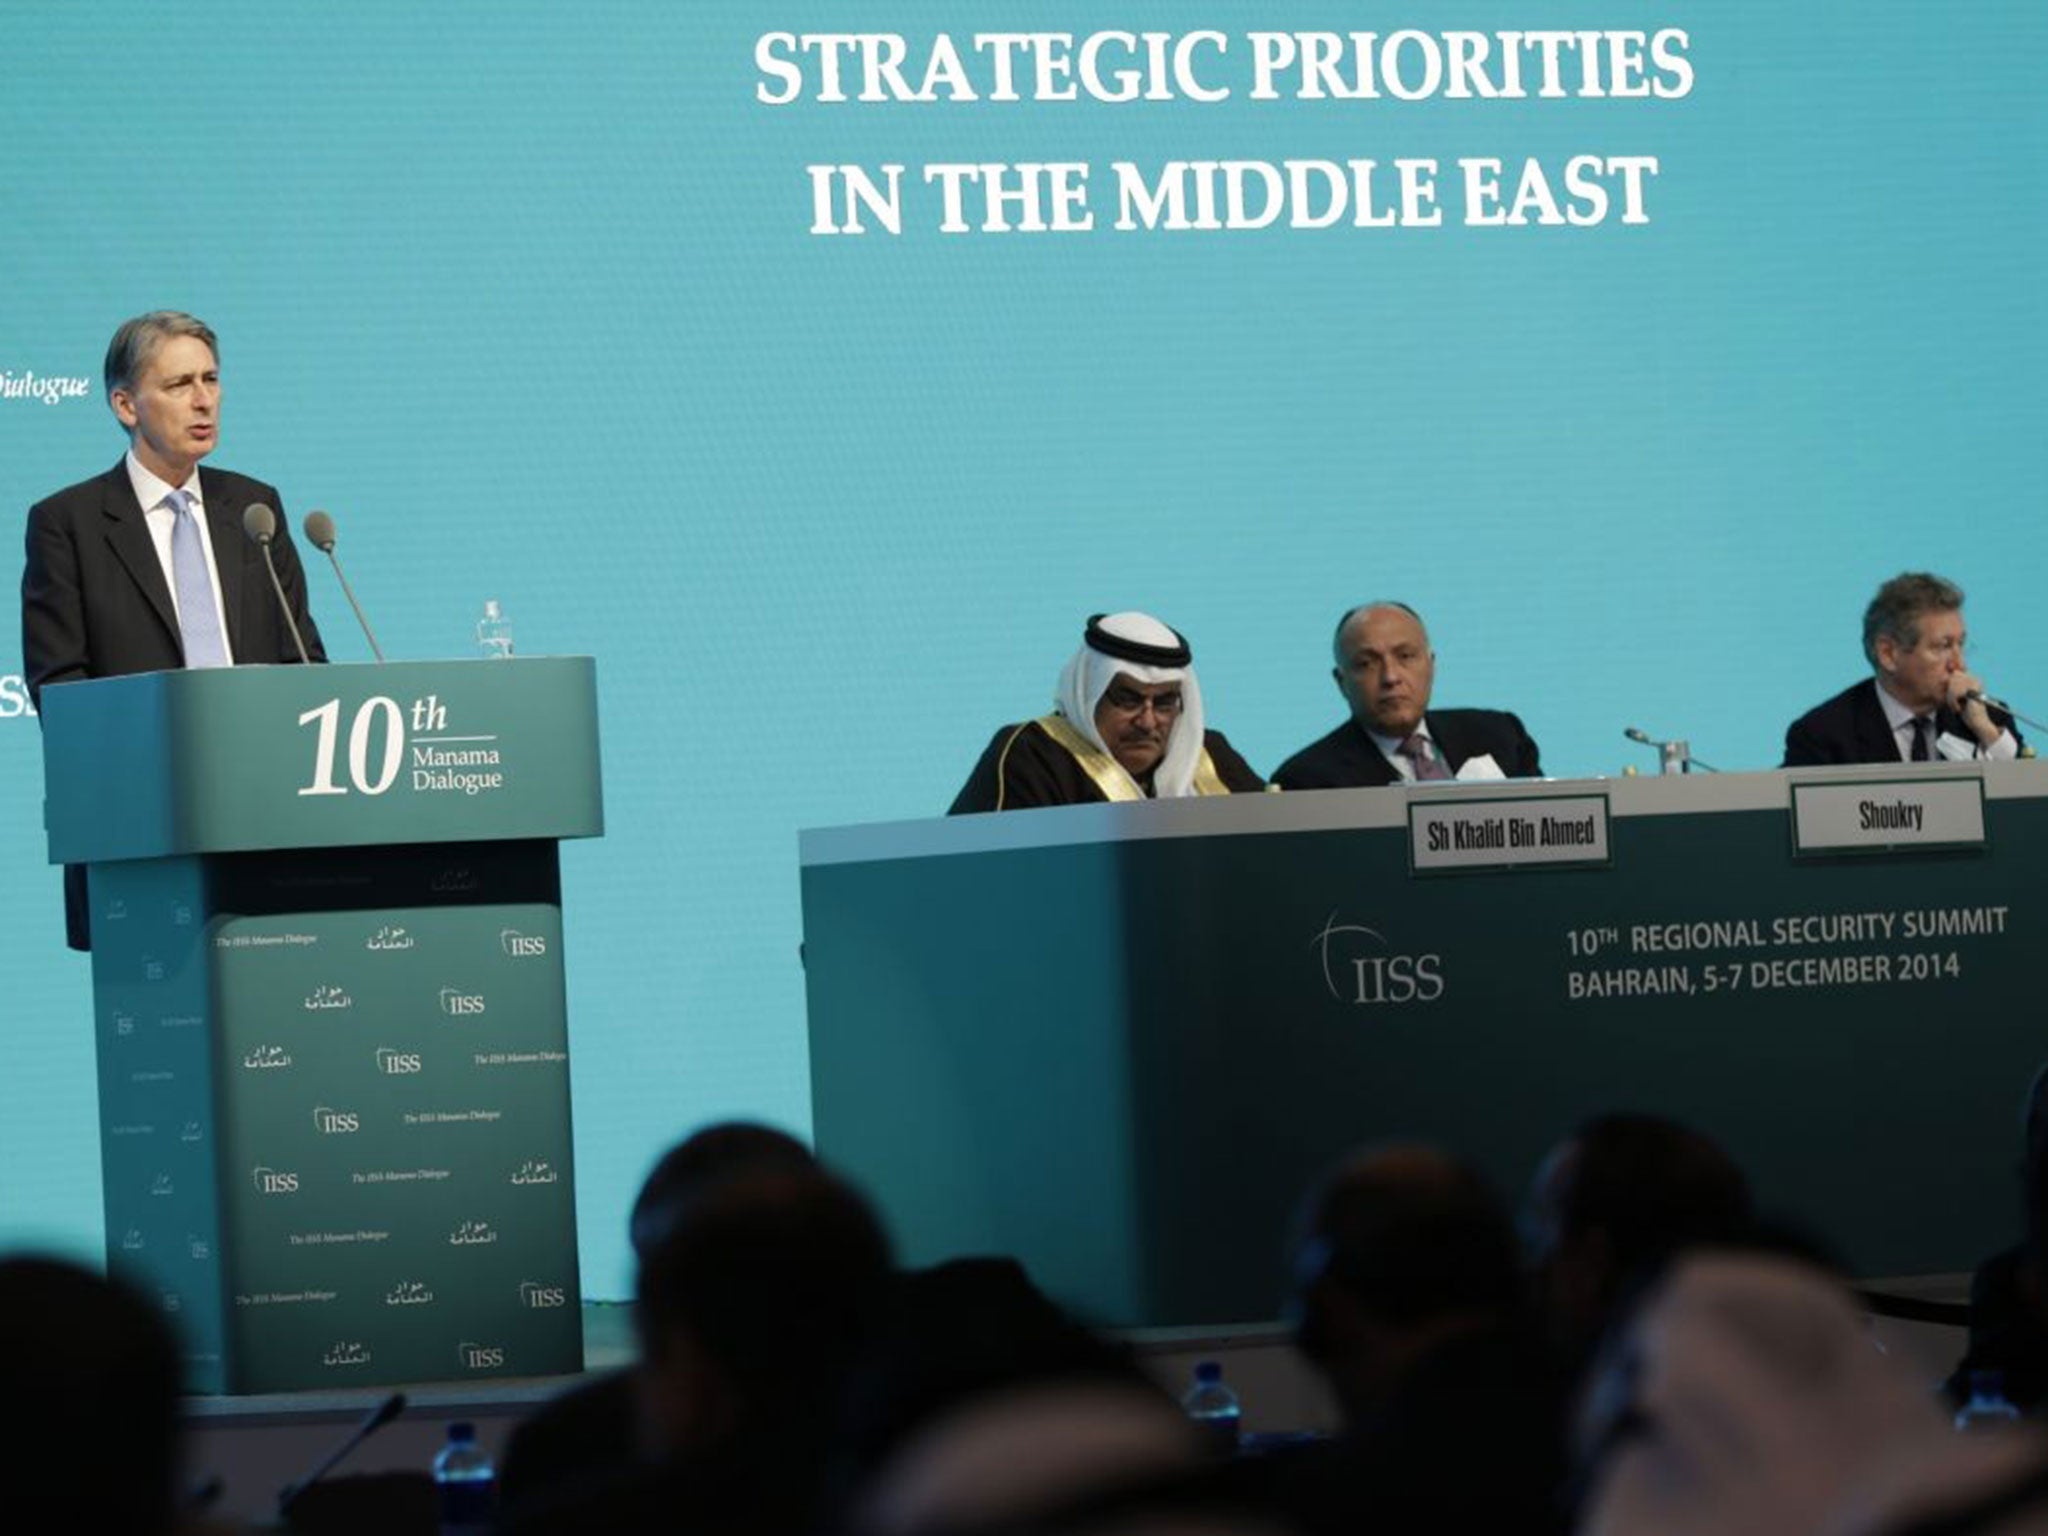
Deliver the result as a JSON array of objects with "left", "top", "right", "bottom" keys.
[
  {"left": 477, "top": 599, "right": 514, "bottom": 659},
  {"left": 1181, "top": 1359, "right": 1242, "bottom": 1457},
  {"left": 433, "top": 1421, "right": 497, "bottom": 1535}
]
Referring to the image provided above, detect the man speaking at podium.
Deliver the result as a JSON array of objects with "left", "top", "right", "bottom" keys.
[
  {"left": 1782, "top": 573, "right": 2019, "bottom": 767},
  {"left": 21, "top": 310, "right": 325, "bottom": 947},
  {"left": 1274, "top": 602, "right": 1542, "bottom": 788},
  {"left": 950, "top": 611, "right": 1265, "bottom": 812}
]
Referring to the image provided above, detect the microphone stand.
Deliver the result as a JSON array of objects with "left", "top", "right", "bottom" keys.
[
  {"left": 274, "top": 1391, "right": 408, "bottom": 1523},
  {"left": 1623, "top": 727, "right": 1720, "bottom": 775}
]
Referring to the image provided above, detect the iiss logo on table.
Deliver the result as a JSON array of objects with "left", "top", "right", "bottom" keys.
[{"left": 1314, "top": 913, "right": 1445, "bottom": 1007}]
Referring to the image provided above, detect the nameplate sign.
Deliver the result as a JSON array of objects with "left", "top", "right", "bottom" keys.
[
  {"left": 1408, "top": 793, "right": 1611, "bottom": 874},
  {"left": 1790, "top": 777, "right": 1987, "bottom": 856}
]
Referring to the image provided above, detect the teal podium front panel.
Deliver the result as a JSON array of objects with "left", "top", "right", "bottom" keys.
[
  {"left": 48, "top": 661, "right": 600, "bottom": 1393},
  {"left": 90, "top": 845, "right": 583, "bottom": 1392},
  {"left": 213, "top": 902, "right": 577, "bottom": 1393},
  {"left": 802, "top": 764, "right": 2048, "bottom": 1328}
]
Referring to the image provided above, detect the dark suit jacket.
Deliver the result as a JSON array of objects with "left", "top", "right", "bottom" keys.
[
  {"left": 23, "top": 459, "right": 325, "bottom": 947},
  {"left": 1782, "top": 678, "right": 2020, "bottom": 767},
  {"left": 1274, "top": 710, "right": 1542, "bottom": 790},
  {"left": 23, "top": 459, "right": 325, "bottom": 704}
]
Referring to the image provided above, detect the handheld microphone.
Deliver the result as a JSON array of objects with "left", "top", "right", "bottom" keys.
[
  {"left": 274, "top": 1390, "right": 408, "bottom": 1520},
  {"left": 304, "top": 510, "right": 387, "bottom": 662},
  {"left": 241, "top": 503, "right": 311, "bottom": 664}
]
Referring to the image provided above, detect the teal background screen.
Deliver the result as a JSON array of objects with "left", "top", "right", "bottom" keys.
[{"left": 4, "top": 4, "right": 2044, "bottom": 1300}]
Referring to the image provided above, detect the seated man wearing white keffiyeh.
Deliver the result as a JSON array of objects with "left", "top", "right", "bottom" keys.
[{"left": 949, "top": 611, "right": 1266, "bottom": 813}]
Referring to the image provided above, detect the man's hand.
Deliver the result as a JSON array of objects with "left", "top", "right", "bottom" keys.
[{"left": 1946, "top": 669, "right": 2003, "bottom": 746}]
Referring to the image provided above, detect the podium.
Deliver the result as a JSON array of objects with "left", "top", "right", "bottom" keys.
[{"left": 41, "top": 659, "right": 603, "bottom": 1394}]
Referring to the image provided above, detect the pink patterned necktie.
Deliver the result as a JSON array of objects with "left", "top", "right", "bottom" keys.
[{"left": 1400, "top": 734, "right": 1451, "bottom": 781}]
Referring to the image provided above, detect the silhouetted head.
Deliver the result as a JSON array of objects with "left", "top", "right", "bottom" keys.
[
  {"left": 829, "top": 1258, "right": 1189, "bottom": 1536},
  {"left": 629, "top": 1120, "right": 817, "bottom": 1257},
  {"left": 0, "top": 1255, "right": 185, "bottom": 1535},
  {"left": 1291, "top": 1144, "right": 1524, "bottom": 1422},
  {"left": 635, "top": 1166, "right": 892, "bottom": 1457},
  {"left": 1524, "top": 1114, "right": 1753, "bottom": 1370}
]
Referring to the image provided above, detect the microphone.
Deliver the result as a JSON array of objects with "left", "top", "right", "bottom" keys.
[
  {"left": 241, "top": 503, "right": 311, "bottom": 665},
  {"left": 303, "top": 509, "right": 386, "bottom": 662},
  {"left": 1962, "top": 690, "right": 2048, "bottom": 736},
  {"left": 274, "top": 1390, "right": 408, "bottom": 1521}
]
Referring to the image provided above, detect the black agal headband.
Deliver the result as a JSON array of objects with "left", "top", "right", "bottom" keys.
[{"left": 1084, "top": 614, "right": 1191, "bottom": 668}]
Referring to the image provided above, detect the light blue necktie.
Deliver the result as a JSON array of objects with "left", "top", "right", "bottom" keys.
[{"left": 165, "top": 489, "right": 230, "bottom": 668}]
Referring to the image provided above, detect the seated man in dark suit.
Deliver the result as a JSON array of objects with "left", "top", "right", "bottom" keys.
[
  {"left": 950, "top": 611, "right": 1265, "bottom": 812},
  {"left": 1784, "top": 572, "right": 2020, "bottom": 766},
  {"left": 1274, "top": 602, "right": 1541, "bottom": 789}
]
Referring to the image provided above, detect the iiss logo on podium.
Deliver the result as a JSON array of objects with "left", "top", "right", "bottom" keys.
[
  {"left": 251, "top": 1164, "right": 301, "bottom": 1195},
  {"left": 1314, "top": 913, "right": 1445, "bottom": 1007}
]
